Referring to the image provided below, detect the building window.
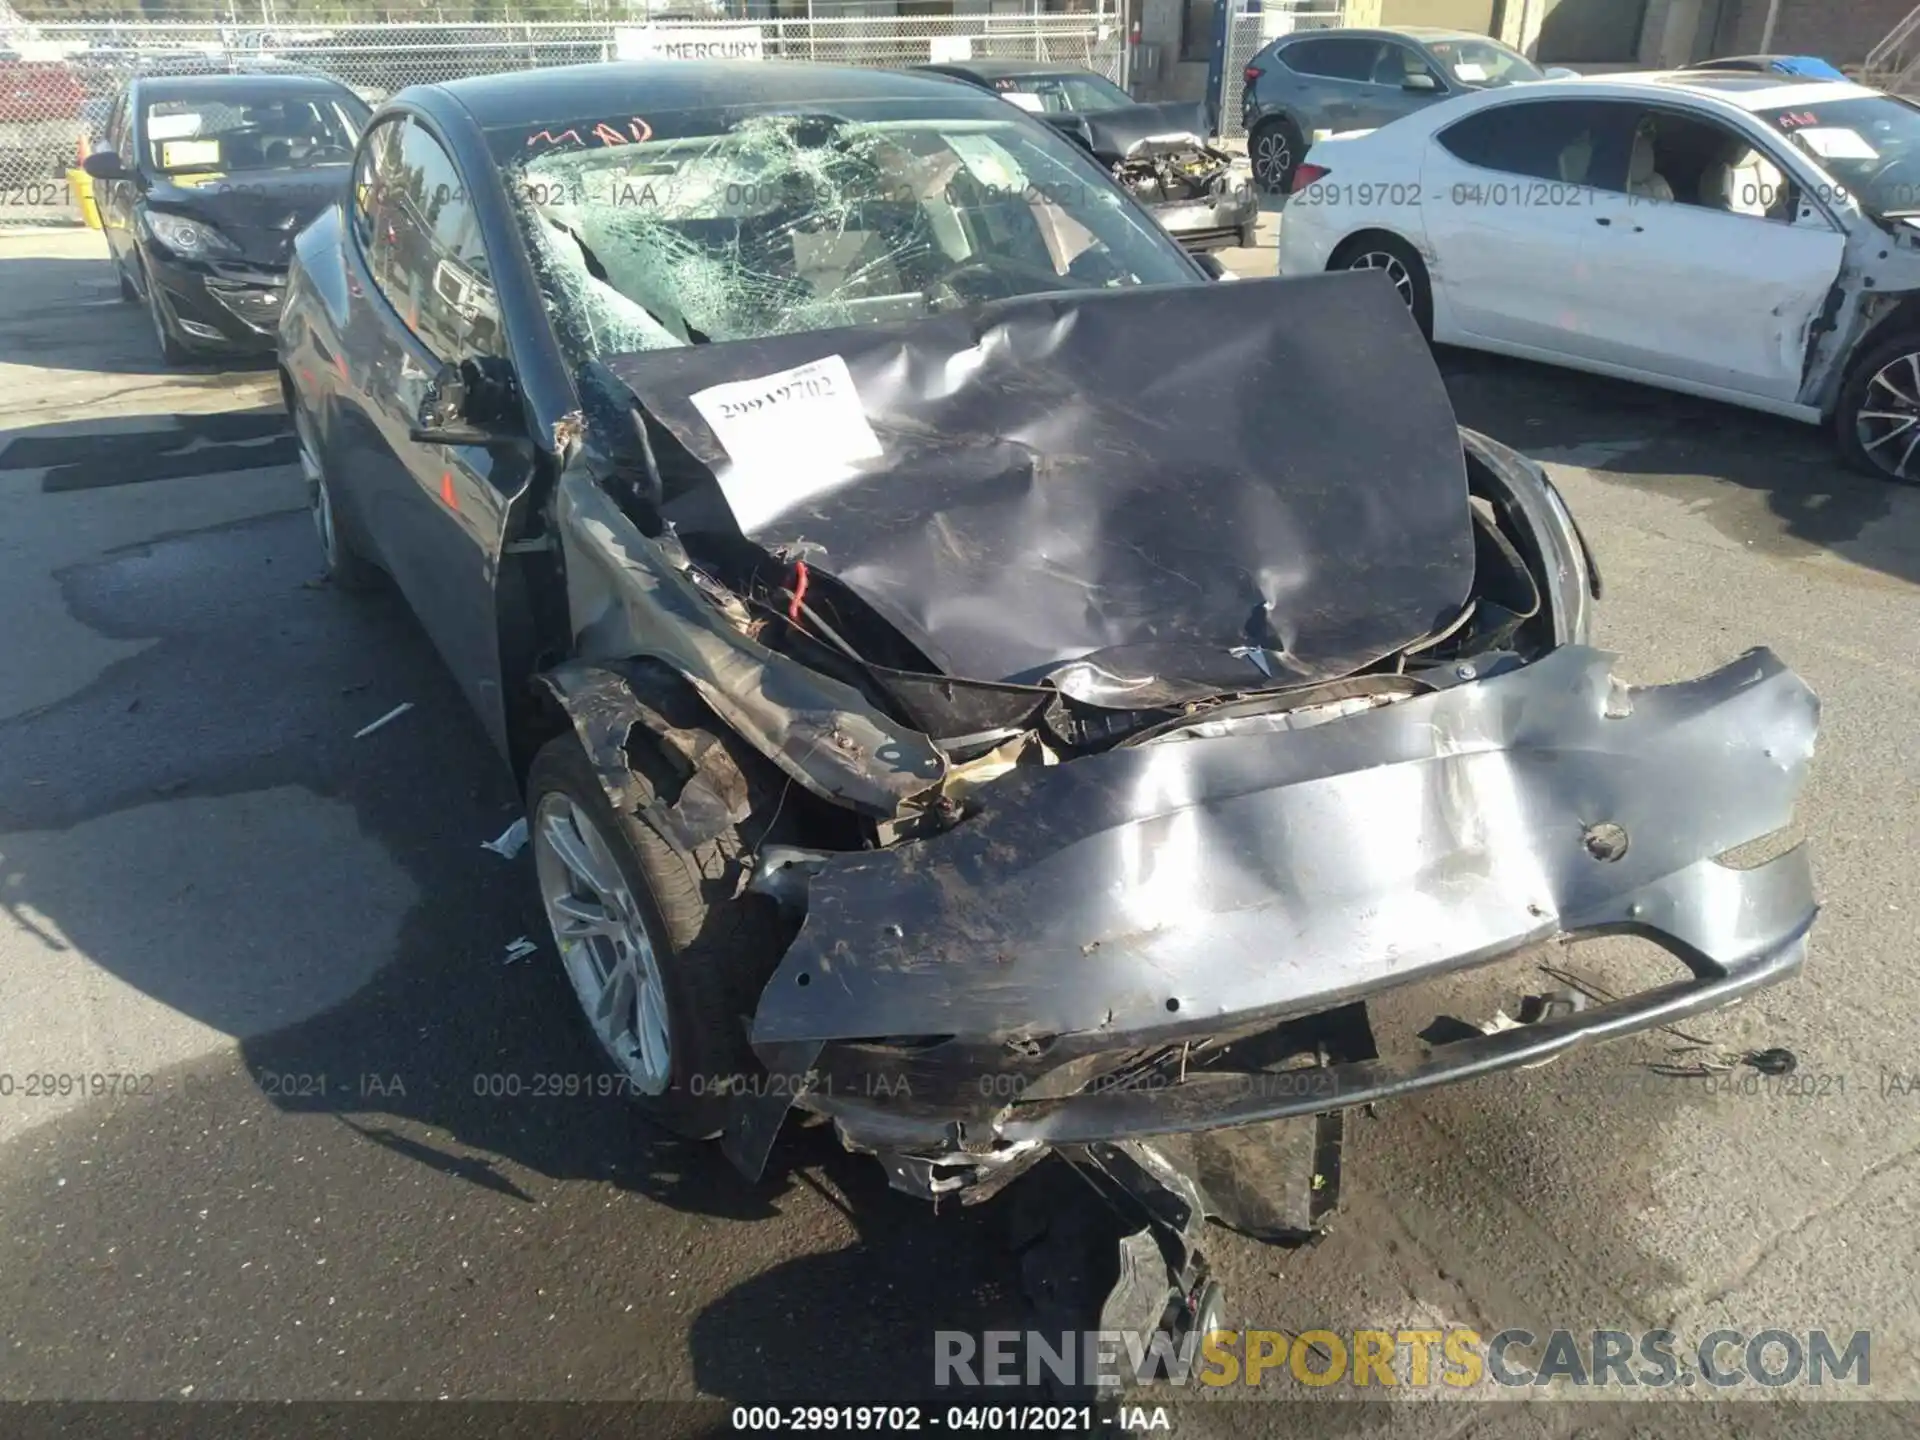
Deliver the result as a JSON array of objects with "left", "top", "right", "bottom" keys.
[{"left": 1179, "top": 0, "right": 1217, "bottom": 63}]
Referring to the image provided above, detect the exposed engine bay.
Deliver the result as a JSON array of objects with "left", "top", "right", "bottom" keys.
[{"left": 1111, "top": 134, "right": 1240, "bottom": 207}]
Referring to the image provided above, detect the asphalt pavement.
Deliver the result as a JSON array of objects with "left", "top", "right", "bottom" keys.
[{"left": 3, "top": 221, "right": 1919, "bottom": 1437}]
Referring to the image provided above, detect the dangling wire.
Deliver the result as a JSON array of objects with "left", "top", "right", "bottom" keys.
[{"left": 787, "top": 559, "right": 810, "bottom": 624}]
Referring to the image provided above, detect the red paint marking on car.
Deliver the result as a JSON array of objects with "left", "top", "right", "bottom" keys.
[
  {"left": 440, "top": 471, "right": 458, "bottom": 510},
  {"left": 788, "top": 559, "right": 810, "bottom": 623}
]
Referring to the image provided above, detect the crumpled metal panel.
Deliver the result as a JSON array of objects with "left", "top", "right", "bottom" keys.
[
  {"left": 1069, "top": 102, "right": 1209, "bottom": 160},
  {"left": 555, "top": 467, "right": 946, "bottom": 817},
  {"left": 604, "top": 272, "right": 1473, "bottom": 697},
  {"left": 748, "top": 644, "right": 1819, "bottom": 1048}
]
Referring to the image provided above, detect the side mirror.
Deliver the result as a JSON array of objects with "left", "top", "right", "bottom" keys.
[
  {"left": 1193, "top": 251, "right": 1228, "bottom": 280},
  {"left": 408, "top": 357, "right": 526, "bottom": 447},
  {"left": 1403, "top": 72, "right": 1440, "bottom": 92},
  {"left": 82, "top": 150, "right": 131, "bottom": 181}
]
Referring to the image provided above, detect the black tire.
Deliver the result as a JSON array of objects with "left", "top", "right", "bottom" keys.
[
  {"left": 295, "top": 402, "right": 384, "bottom": 591},
  {"left": 526, "top": 727, "right": 789, "bottom": 1139},
  {"left": 117, "top": 264, "right": 139, "bottom": 303},
  {"left": 1330, "top": 231, "right": 1433, "bottom": 340},
  {"left": 144, "top": 264, "right": 189, "bottom": 365},
  {"left": 1009, "top": 1167, "right": 1126, "bottom": 1402},
  {"left": 1250, "top": 117, "right": 1305, "bottom": 194},
  {"left": 1835, "top": 330, "right": 1920, "bottom": 484}
]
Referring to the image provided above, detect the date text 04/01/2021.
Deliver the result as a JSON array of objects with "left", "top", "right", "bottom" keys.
[{"left": 728, "top": 1404, "right": 1172, "bottom": 1431}]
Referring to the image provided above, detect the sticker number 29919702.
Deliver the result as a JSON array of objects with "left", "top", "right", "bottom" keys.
[{"left": 688, "top": 354, "right": 884, "bottom": 527}]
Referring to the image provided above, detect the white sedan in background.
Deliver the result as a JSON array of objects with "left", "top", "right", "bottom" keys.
[{"left": 1277, "top": 71, "right": 1920, "bottom": 482}]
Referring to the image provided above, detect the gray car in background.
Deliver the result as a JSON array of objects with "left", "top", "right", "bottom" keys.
[{"left": 1242, "top": 26, "right": 1572, "bottom": 191}]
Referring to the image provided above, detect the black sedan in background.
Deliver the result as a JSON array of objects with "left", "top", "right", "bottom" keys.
[
  {"left": 277, "top": 59, "right": 1816, "bottom": 1356},
  {"left": 84, "top": 71, "right": 369, "bottom": 362},
  {"left": 911, "top": 60, "right": 1258, "bottom": 251}
]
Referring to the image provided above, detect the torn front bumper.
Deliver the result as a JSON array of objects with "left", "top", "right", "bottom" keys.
[{"left": 736, "top": 645, "right": 1818, "bottom": 1170}]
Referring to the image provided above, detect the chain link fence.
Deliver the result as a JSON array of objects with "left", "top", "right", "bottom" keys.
[
  {"left": 1218, "top": 0, "right": 1342, "bottom": 140},
  {"left": 1, "top": 5, "right": 1124, "bottom": 222}
]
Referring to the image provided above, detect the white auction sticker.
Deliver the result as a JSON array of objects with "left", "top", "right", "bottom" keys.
[{"left": 688, "top": 355, "right": 883, "bottom": 526}]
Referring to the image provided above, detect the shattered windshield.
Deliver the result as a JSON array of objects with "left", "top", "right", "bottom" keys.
[
  {"left": 488, "top": 97, "right": 1197, "bottom": 360},
  {"left": 1758, "top": 95, "right": 1920, "bottom": 217}
]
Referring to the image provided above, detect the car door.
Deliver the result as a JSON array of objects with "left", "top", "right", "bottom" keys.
[
  {"left": 1574, "top": 103, "right": 1847, "bottom": 404},
  {"left": 1356, "top": 40, "right": 1451, "bottom": 132},
  {"left": 1280, "top": 36, "right": 1391, "bottom": 139},
  {"left": 1420, "top": 98, "right": 1636, "bottom": 353},
  {"left": 339, "top": 112, "right": 527, "bottom": 735}
]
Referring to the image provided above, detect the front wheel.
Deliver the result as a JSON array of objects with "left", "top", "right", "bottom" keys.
[
  {"left": 526, "top": 729, "right": 788, "bottom": 1139},
  {"left": 1836, "top": 332, "right": 1920, "bottom": 484},
  {"left": 294, "top": 403, "right": 383, "bottom": 591},
  {"left": 1331, "top": 232, "right": 1433, "bottom": 340}
]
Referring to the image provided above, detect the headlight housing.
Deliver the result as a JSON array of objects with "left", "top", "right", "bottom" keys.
[{"left": 146, "top": 211, "right": 241, "bottom": 257}]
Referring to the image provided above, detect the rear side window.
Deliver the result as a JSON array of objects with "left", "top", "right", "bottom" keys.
[
  {"left": 1282, "top": 38, "right": 1386, "bottom": 83},
  {"left": 1437, "top": 99, "right": 1635, "bottom": 188}
]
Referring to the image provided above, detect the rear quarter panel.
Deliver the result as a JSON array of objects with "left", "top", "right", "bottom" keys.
[{"left": 1277, "top": 133, "right": 1431, "bottom": 276}]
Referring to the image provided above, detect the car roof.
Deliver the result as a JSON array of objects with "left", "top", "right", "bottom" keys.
[
  {"left": 138, "top": 55, "right": 318, "bottom": 73},
  {"left": 422, "top": 60, "right": 988, "bottom": 128},
  {"left": 1276, "top": 26, "right": 1512, "bottom": 45},
  {"left": 1575, "top": 71, "right": 1880, "bottom": 109},
  {"left": 1391, "top": 70, "right": 1882, "bottom": 118},
  {"left": 134, "top": 71, "right": 352, "bottom": 100},
  {"left": 912, "top": 59, "right": 1099, "bottom": 80}
]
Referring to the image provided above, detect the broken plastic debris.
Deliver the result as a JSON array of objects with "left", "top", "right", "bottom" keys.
[
  {"left": 503, "top": 936, "right": 539, "bottom": 964},
  {"left": 482, "top": 818, "right": 530, "bottom": 859},
  {"left": 352, "top": 702, "right": 414, "bottom": 739}
]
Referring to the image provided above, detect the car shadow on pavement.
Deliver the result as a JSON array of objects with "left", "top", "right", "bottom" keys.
[
  {"left": 1435, "top": 347, "right": 1920, "bottom": 589},
  {"left": 0, "top": 502, "right": 1059, "bottom": 1397}
]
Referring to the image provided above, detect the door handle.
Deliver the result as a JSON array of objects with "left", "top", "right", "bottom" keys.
[{"left": 1595, "top": 216, "right": 1612, "bottom": 226}]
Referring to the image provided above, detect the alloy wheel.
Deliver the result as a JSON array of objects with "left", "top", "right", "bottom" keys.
[
  {"left": 1856, "top": 350, "right": 1920, "bottom": 482},
  {"left": 532, "top": 792, "right": 673, "bottom": 1095},
  {"left": 1348, "top": 251, "right": 1415, "bottom": 309},
  {"left": 1253, "top": 128, "right": 1292, "bottom": 190}
]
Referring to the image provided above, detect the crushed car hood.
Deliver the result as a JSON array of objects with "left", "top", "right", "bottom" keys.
[
  {"left": 604, "top": 271, "right": 1474, "bottom": 698},
  {"left": 1045, "top": 101, "right": 1208, "bottom": 162}
]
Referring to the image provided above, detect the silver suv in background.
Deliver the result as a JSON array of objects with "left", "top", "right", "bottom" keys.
[{"left": 1242, "top": 26, "right": 1572, "bottom": 191}]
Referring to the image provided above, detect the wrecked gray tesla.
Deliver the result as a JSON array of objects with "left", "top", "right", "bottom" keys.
[{"left": 279, "top": 61, "right": 1820, "bottom": 1349}]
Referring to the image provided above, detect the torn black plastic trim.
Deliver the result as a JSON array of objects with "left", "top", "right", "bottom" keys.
[{"left": 1461, "top": 427, "right": 1598, "bottom": 642}]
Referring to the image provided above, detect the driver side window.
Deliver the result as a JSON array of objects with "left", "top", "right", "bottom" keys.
[{"left": 360, "top": 119, "right": 502, "bottom": 361}]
